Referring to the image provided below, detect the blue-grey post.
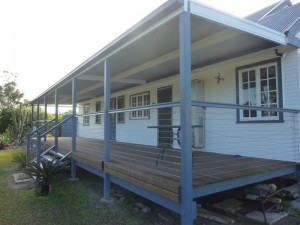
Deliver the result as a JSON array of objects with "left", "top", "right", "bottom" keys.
[
  {"left": 31, "top": 103, "right": 34, "bottom": 132},
  {"left": 36, "top": 101, "right": 40, "bottom": 131},
  {"left": 103, "top": 59, "right": 111, "bottom": 200},
  {"left": 297, "top": 166, "right": 300, "bottom": 204},
  {"left": 36, "top": 134, "right": 41, "bottom": 165},
  {"left": 71, "top": 78, "right": 77, "bottom": 178},
  {"left": 54, "top": 89, "right": 59, "bottom": 152},
  {"left": 179, "top": 3, "right": 196, "bottom": 225},
  {"left": 44, "top": 96, "right": 48, "bottom": 142},
  {"left": 26, "top": 133, "right": 31, "bottom": 166}
]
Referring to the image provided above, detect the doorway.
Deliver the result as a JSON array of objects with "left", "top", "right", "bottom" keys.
[{"left": 157, "top": 86, "right": 172, "bottom": 148}]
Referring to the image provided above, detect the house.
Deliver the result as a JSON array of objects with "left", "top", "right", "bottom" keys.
[{"left": 27, "top": 0, "right": 300, "bottom": 224}]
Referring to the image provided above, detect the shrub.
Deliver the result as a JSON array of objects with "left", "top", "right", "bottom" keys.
[
  {"left": 25, "top": 160, "right": 69, "bottom": 195},
  {"left": 0, "top": 133, "right": 10, "bottom": 150},
  {"left": 12, "top": 152, "right": 27, "bottom": 168}
]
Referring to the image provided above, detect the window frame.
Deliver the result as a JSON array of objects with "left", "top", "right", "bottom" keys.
[
  {"left": 236, "top": 58, "right": 283, "bottom": 123},
  {"left": 130, "top": 91, "right": 150, "bottom": 120},
  {"left": 95, "top": 101, "right": 101, "bottom": 124},
  {"left": 83, "top": 104, "right": 90, "bottom": 126}
]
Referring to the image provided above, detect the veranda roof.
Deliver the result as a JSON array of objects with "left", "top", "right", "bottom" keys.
[{"left": 31, "top": 0, "right": 294, "bottom": 105}]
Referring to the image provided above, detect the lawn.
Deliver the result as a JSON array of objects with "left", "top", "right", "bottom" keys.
[{"left": 0, "top": 149, "right": 158, "bottom": 225}]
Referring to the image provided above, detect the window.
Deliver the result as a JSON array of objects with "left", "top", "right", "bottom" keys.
[
  {"left": 83, "top": 104, "right": 90, "bottom": 126},
  {"left": 95, "top": 101, "right": 101, "bottom": 124},
  {"left": 130, "top": 92, "right": 150, "bottom": 119},
  {"left": 236, "top": 58, "right": 282, "bottom": 122},
  {"left": 117, "top": 96, "right": 125, "bottom": 123}
]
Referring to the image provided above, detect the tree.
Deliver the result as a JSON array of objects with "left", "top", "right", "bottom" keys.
[
  {"left": 0, "top": 107, "right": 13, "bottom": 133},
  {"left": 0, "top": 81, "right": 24, "bottom": 109},
  {"left": 0, "top": 71, "right": 29, "bottom": 147}
]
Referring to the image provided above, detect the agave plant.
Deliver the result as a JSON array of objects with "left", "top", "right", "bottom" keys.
[{"left": 25, "top": 160, "right": 68, "bottom": 195}]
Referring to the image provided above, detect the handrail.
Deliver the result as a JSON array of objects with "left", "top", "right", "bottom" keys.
[
  {"left": 75, "top": 102, "right": 180, "bottom": 117},
  {"left": 29, "top": 118, "right": 56, "bottom": 135},
  {"left": 192, "top": 100, "right": 299, "bottom": 114},
  {"left": 40, "top": 115, "right": 74, "bottom": 137},
  {"left": 78, "top": 100, "right": 298, "bottom": 115},
  {"left": 108, "top": 101, "right": 180, "bottom": 114},
  {"left": 32, "top": 119, "right": 54, "bottom": 123}
]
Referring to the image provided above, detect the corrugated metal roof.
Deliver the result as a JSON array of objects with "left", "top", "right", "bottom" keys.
[
  {"left": 257, "top": 3, "right": 300, "bottom": 32},
  {"left": 246, "top": 0, "right": 300, "bottom": 33},
  {"left": 246, "top": 2, "right": 280, "bottom": 21}
]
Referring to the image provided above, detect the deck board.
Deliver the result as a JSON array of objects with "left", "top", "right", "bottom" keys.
[{"left": 47, "top": 137, "right": 298, "bottom": 202}]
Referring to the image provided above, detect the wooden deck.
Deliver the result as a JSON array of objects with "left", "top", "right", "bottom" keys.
[{"left": 48, "top": 137, "right": 299, "bottom": 202}]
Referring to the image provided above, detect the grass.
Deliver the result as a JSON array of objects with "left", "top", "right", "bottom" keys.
[{"left": 0, "top": 149, "right": 157, "bottom": 225}]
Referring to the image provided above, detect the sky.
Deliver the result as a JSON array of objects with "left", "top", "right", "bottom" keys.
[{"left": 1, "top": 0, "right": 300, "bottom": 101}]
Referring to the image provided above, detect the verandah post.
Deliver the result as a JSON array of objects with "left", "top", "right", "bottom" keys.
[
  {"left": 179, "top": 1, "right": 196, "bottom": 224},
  {"left": 71, "top": 78, "right": 77, "bottom": 178},
  {"left": 36, "top": 101, "right": 40, "bottom": 130},
  {"left": 44, "top": 96, "right": 48, "bottom": 142},
  {"left": 26, "top": 133, "right": 31, "bottom": 166},
  {"left": 31, "top": 103, "right": 34, "bottom": 132},
  {"left": 36, "top": 134, "right": 41, "bottom": 166},
  {"left": 103, "top": 59, "right": 111, "bottom": 200},
  {"left": 54, "top": 89, "right": 59, "bottom": 152}
]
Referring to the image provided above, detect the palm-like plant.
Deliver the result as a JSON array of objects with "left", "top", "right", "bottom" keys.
[{"left": 25, "top": 160, "right": 68, "bottom": 194}]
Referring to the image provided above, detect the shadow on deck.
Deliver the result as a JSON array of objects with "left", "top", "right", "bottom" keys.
[{"left": 48, "top": 137, "right": 299, "bottom": 202}]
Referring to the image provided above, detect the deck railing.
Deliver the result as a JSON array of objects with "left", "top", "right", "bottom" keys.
[
  {"left": 87, "top": 101, "right": 298, "bottom": 183},
  {"left": 26, "top": 118, "right": 56, "bottom": 165},
  {"left": 26, "top": 115, "right": 74, "bottom": 165}
]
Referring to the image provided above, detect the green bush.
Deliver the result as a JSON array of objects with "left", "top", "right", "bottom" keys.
[
  {"left": 0, "top": 133, "right": 10, "bottom": 150},
  {"left": 12, "top": 152, "right": 27, "bottom": 168},
  {"left": 25, "top": 160, "right": 69, "bottom": 195}
]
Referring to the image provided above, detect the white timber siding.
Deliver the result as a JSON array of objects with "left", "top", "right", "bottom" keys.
[
  {"left": 193, "top": 49, "right": 300, "bottom": 162},
  {"left": 77, "top": 48, "right": 300, "bottom": 162}
]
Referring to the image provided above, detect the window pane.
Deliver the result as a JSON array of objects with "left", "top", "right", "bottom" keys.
[
  {"left": 138, "top": 96, "right": 143, "bottom": 106},
  {"left": 243, "top": 83, "right": 248, "bottom": 90},
  {"left": 243, "top": 110, "right": 249, "bottom": 117},
  {"left": 242, "top": 72, "right": 248, "bottom": 82},
  {"left": 269, "top": 91, "right": 277, "bottom": 103},
  {"left": 260, "top": 68, "right": 267, "bottom": 79},
  {"left": 261, "top": 93, "right": 268, "bottom": 104},
  {"left": 132, "top": 97, "right": 136, "bottom": 107},
  {"left": 249, "top": 82, "right": 256, "bottom": 89},
  {"left": 260, "top": 80, "right": 268, "bottom": 92},
  {"left": 269, "top": 78, "right": 276, "bottom": 91},
  {"left": 269, "top": 66, "right": 276, "bottom": 78},
  {"left": 138, "top": 110, "right": 142, "bottom": 117},
  {"left": 250, "top": 110, "right": 257, "bottom": 117},
  {"left": 249, "top": 70, "right": 256, "bottom": 81},
  {"left": 250, "top": 94, "right": 256, "bottom": 105}
]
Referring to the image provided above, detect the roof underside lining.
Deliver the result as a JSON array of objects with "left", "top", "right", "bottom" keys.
[{"left": 31, "top": 0, "right": 287, "bottom": 105}]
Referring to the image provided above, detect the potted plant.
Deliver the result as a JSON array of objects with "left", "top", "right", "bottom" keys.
[{"left": 25, "top": 160, "right": 68, "bottom": 195}]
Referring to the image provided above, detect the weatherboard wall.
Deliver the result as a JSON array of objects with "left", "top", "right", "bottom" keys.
[{"left": 77, "top": 49, "right": 300, "bottom": 162}]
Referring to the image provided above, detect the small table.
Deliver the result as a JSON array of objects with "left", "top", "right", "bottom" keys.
[{"left": 147, "top": 125, "right": 203, "bottom": 165}]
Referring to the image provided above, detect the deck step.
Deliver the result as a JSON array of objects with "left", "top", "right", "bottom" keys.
[{"left": 48, "top": 150, "right": 65, "bottom": 159}]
